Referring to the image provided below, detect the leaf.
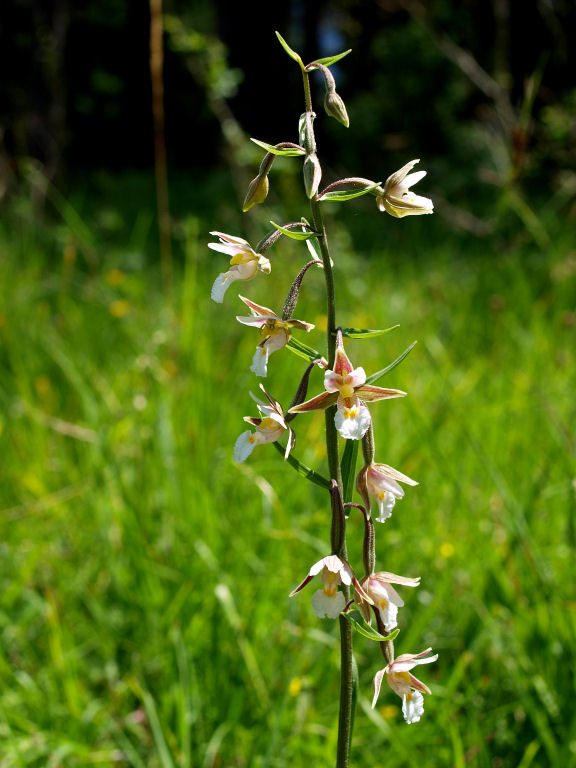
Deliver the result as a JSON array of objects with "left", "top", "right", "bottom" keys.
[
  {"left": 318, "top": 182, "right": 381, "bottom": 202},
  {"left": 275, "top": 31, "right": 303, "bottom": 66},
  {"left": 341, "top": 609, "right": 399, "bottom": 642},
  {"left": 250, "top": 138, "right": 305, "bottom": 157},
  {"left": 366, "top": 341, "right": 418, "bottom": 384},
  {"left": 273, "top": 442, "right": 331, "bottom": 490},
  {"left": 341, "top": 325, "right": 400, "bottom": 339},
  {"left": 341, "top": 440, "right": 359, "bottom": 504},
  {"left": 286, "top": 337, "right": 324, "bottom": 363},
  {"left": 307, "top": 50, "right": 352, "bottom": 69},
  {"left": 270, "top": 221, "right": 318, "bottom": 241}
]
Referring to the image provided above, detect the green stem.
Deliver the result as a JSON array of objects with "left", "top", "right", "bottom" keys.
[{"left": 304, "top": 67, "right": 353, "bottom": 768}]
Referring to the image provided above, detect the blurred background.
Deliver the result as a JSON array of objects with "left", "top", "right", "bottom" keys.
[{"left": 1, "top": 1, "right": 575, "bottom": 766}]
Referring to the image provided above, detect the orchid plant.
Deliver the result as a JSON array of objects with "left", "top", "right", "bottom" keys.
[{"left": 211, "top": 32, "right": 437, "bottom": 767}]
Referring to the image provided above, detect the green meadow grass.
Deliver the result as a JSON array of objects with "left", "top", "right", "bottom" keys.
[{"left": 0, "top": 181, "right": 575, "bottom": 767}]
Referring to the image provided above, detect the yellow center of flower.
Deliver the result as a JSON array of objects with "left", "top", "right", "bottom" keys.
[
  {"left": 344, "top": 405, "right": 358, "bottom": 419},
  {"left": 340, "top": 383, "right": 355, "bottom": 398},
  {"left": 323, "top": 570, "right": 339, "bottom": 597},
  {"left": 259, "top": 417, "right": 278, "bottom": 431}
]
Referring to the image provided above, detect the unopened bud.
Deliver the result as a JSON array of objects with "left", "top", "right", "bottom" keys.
[
  {"left": 303, "top": 153, "right": 322, "bottom": 199},
  {"left": 299, "top": 111, "right": 317, "bottom": 154},
  {"left": 242, "top": 174, "right": 270, "bottom": 212},
  {"left": 324, "top": 91, "right": 349, "bottom": 128}
]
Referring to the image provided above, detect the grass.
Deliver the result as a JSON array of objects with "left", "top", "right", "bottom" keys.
[{"left": 0, "top": 174, "right": 575, "bottom": 767}]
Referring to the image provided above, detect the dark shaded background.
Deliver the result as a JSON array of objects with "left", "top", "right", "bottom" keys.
[{"left": 1, "top": 0, "right": 574, "bottom": 203}]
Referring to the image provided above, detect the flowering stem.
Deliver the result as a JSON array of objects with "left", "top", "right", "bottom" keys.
[{"left": 304, "top": 67, "right": 353, "bottom": 768}]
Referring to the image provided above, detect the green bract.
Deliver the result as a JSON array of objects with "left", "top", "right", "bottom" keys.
[
  {"left": 270, "top": 221, "right": 318, "bottom": 240},
  {"left": 275, "top": 31, "right": 303, "bottom": 67},
  {"left": 307, "top": 50, "right": 353, "bottom": 69},
  {"left": 366, "top": 341, "right": 418, "bottom": 384},
  {"left": 340, "top": 326, "right": 400, "bottom": 339},
  {"left": 286, "top": 337, "right": 323, "bottom": 362},
  {"left": 250, "top": 138, "right": 305, "bottom": 157},
  {"left": 342, "top": 609, "right": 400, "bottom": 642},
  {"left": 272, "top": 442, "right": 331, "bottom": 490},
  {"left": 318, "top": 182, "right": 382, "bottom": 202}
]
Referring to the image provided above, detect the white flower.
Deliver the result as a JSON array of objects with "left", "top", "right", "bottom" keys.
[
  {"left": 233, "top": 386, "right": 294, "bottom": 463},
  {"left": 357, "top": 571, "right": 421, "bottom": 632},
  {"left": 372, "top": 648, "right": 438, "bottom": 724},
  {"left": 377, "top": 159, "right": 433, "bottom": 218},
  {"left": 363, "top": 463, "right": 418, "bottom": 523},
  {"left": 208, "top": 232, "right": 271, "bottom": 303},
  {"left": 290, "top": 554, "right": 372, "bottom": 620},
  {"left": 236, "top": 295, "right": 314, "bottom": 377},
  {"left": 289, "top": 333, "right": 406, "bottom": 441}
]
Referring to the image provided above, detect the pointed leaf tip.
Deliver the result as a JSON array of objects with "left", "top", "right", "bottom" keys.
[{"left": 275, "top": 31, "right": 303, "bottom": 65}]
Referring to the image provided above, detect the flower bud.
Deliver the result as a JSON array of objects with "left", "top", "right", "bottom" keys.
[
  {"left": 299, "top": 111, "right": 317, "bottom": 154},
  {"left": 242, "top": 173, "right": 270, "bottom": 212},
  {"left": 324, "top": 91, "right": 349, "bottom": 128},
  {"left": 303, "top": 153, "right": 322, "bottom": 199}
]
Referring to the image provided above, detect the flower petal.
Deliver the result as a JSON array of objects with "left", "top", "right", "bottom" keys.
[
  {"left": 334, "top": 402, "right": 371, "bottom": 440},
  {"left": 372, "top": 667, "right": 386, "bottom": 709},
  {"left": 211, "top": 271, "right": 237, "bottom": 303},
  {"left": 233, "top": 430, "right": 256, "bottom": 463},
  {"left": 238, "top": 294, "right": 275, "bottom": 316},
  {"left": 355, "top": 385, "right": 406, "bottom": 402},
  {"left": 289, "top": 391, "right": 339, "bottom": 413},
  {"left": 402, "top": 690, "right": 425, "bottom": 724},
  {"left": 236, "top": 315, "right": 272, "bottom": 328},
  {"left": 250, "top": 346, "right": 269, "bottom": 377},
  {"left": 209, "top": 231, "right": 251, "bottom": 246},
  {"left": 375, "top": 491, "right": 396, "bottom": 523},
  {"left": 311, "top": 589, "right": 346, "bottom": 619}
]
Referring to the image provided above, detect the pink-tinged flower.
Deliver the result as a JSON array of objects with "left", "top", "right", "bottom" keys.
[
  {"left": 209, "top": 232, "right": 271, "bottom": 303},
  {"left": 290, "top": 555, "right": 373, "bottom": 620},
  {"left": 233, "top": 386, "right": 295, "bottom": 463},
  {"left": 357, "top": 463, "right": 418, "bottom": 523},
  {"left": 236, "top": 295, "right": 314, "bottom": 377},
  {"left": 357, "top": 571, "right": 420, "bottom": 632},
  {"left": 372, "top": 648, "right": 438, "bottom": 724},
  {"left": 376, "top": 159, "right": 433, "bottom": 218},
  {"left": 288, "top": 334, "right": 406, "bottom": 440}
]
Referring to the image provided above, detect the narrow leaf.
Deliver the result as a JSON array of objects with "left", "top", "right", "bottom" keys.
[
  {"left": 275, "top": 31, "right": 303, "bottom": 65},
  {"left": 366, "top": 341, "right": 418, "bottom": 384},
  {"left": 273, "top": 442, "right": 331, "bottom": 490},
  {"left": 341, "top": 609, "right": 399, "bottom": 642},
  {"left": 286, "top": 337, "right": 324, "bottom": 363},
  {"left": 319, "top": 182, "right": 381, "bottom": 202},
  {"left": 307, "top": 50, "right": 352, "bottom": 69},
  {"left": 250, "top": 138, "right": 305, "bottom": 157},
  {"left": 341, "top": 440, "right": 359, "bottom": 504},
  {"left": 341, "top": 325, "right": 399, "bottom": 339},
  {"left": 270, "top": 221, "right": 318, "bottom": 241}
]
